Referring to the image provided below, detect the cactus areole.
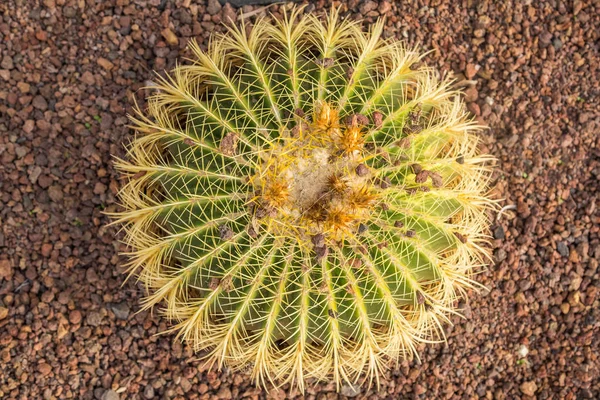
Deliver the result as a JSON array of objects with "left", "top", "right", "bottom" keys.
[{"left": 112, "top": 7, "right": 495, "bottom": 392}]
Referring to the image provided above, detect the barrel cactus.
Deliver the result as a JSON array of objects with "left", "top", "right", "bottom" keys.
[{"left": 112, "top": 7, "right": 495, "bottom": 391}]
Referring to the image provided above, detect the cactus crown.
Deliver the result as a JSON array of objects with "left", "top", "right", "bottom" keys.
[{"left": 112, "top": 7, "right": 495, "bottom": 392}]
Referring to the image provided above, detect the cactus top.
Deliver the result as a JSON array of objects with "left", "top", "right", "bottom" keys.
[{"left": 113, "top": 7, "right": 495, "bottom": 393}]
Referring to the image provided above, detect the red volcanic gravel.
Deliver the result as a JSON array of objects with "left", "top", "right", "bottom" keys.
[{"left": 0, "top": 0, "right": 598, "bottom": 399}]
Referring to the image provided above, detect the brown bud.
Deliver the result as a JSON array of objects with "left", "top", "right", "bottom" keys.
[
  {"left": 314, "top": 245, "right": 328, "bottom": 261},
  {"left": 316, "top": 57, "right": 335, "bottom": 68},
  {"left": 132, "top": 170, "right": 147, "bottom": 179},
  {"left": 346, "top": 67, "right": 354, "bottom": 80},
  {"left": 357, "top": 223, "right": 368, "bottom": 235},
  {"left": 429, "top": 172, "right": 443, "bottom": 188},
  {"left": 218, "top": 224, "right": 234, "bottom": 241},
  {"left": 209, "top": 278, "right": 221, "bottom": 290},
  {"left": 311, "top": 233, "right": 325, "bottom": 248},
  {"left": 372, "top": 111, "right": 383, "bottom": 128},
  {"left": 379, "top": 176, "right": 391, "bottom": 189},
  {"left": 355, "top": 163, "right": 369, "bottom": 177},
  {"left": 415, "top": 170, "right": 429, "bottom": 184},
  {"left": 410, "top": 163, "right": 422, "bottom": 174},
  {"left": 454, "top": 232, "right": 468, "bottom": 243},
  {"left": 219, "top": 132, "right": 238, "bottom": 156},
  {"left": 397, "top": 137, "right": 411, "bottom": 148}
]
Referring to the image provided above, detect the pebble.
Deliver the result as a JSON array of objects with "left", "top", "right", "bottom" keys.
[
  {"left": 32, "top": 95, "right": 48, "bottom": 110},
  {"left": 101, "top": 390, "right": 120, "bottom": 400},
  {"left": 340, "top": 383, "right": 361, "bottom": 397},
  {"left": 97, "top": 57, "right": 114, "bottom": 71},
  {"left": 110, "top": 302, "right": 130, "bottom": 320},
  {"left": 69, "top": 310, "right": 82, "bottom": 324},
  {"left": 520, "top": 381, "right": 537, "bottom": 396},
  {"left": 207, "top": 0, "right": 222, "bottom": 15},
  {"left": 86, "top": 311, "right": 103, "bottom": 327},
  {"left": 557, "top": 242, "right": 569, "bottom": 257}
]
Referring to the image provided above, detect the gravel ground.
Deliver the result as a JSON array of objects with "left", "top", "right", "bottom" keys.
[{"left": 1, "top": 0, "right": 599, "bottom": 399}]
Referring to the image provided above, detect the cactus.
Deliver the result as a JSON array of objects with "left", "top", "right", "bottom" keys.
[{"left": 112, "top": 7, "right": 495, "bottom": 392}]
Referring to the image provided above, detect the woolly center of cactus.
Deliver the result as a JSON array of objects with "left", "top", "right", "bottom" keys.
[{"left": 251, "top": 102, "right": 378, "bottom": 241}]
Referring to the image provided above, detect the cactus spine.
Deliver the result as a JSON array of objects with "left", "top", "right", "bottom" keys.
[{"left": 112, "top": 7, "right": 495, "bottom": 392}]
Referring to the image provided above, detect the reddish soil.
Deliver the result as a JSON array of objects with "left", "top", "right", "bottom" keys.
[{"left": 0, "top": 0, "right": 598, "bottom": 399}]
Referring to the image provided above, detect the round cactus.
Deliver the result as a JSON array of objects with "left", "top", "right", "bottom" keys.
[{"left": 113, "top": 8, "right": 495, "bottom": 391}]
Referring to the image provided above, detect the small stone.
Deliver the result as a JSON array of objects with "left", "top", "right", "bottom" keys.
[
  {"left": 1, "top": 56, "right": 14, "bottom": 70},
  {"left": 143, "top": 385, "right": 155, "bottom": 399},
  {"left": 81, "top": 71, "right": 96, "bottom": 85},
  {"left": 93, "top": 182, "right": 107, "bottom": 194},
  {"left": 101, "top": 390, "right": 120, "bottom": 400},
  {"left": 86, "top": 268, "right": 99, "bottom": 283},
  {"left": 518, "top": 345, "right": 529, "bottom": 358},
  {"left": 161, "top": 28, "right": 179, "bottom": 46},
  {"left": 0, "top": 307, "right": 8, "bottom": 320},
  {"left": 48, "top": 185, "right": 63, "bottom": 202},
  {"left": 557, "top": 242, "right": 569, "bottom": 257},
  {"left": 221, "top": 3, "right": 237, "bottom": 25},
  {"left": 465, "top": 63, "right": 479, "bottom": 79},
  {"left": 0, "top": 259, "right": 12, "bottom": 280},
  {"left": 86, "top": 311, "right": 103, "bottom": 327},
  {"left": 69, "top": 310, "right": 82, "bottom": 324},
  {"left": 206, "top": 0, "right": 222, "bottom": 15},
  {"left": 216, "top": 385, "right": 232, "bottom": 399},
  {"left": 495, "top": 248, "right": 507, "bottom": 262},
  {"left": 340, "top": 383, "right": 361, "bottom": 397},
  {"left": 97, "top": 57, "right": 114, "bottom": 71},
  {"left": 520, "top": 381, "right": 537, "bottom": 397},
  {"left": 32, "top": 95, "right": 48, "bottom": 111},
  {"left": 41, "top": 243, "right": 53, "bottom": 257},
  {"left": 359, "top": 0, "right": 378, "bottom": 14},
  {"left": 35, "top": 30, "right": 48, "bottom": 41},
  {"left": 23, "top": 120, "right": 35, "bottom": 133},
  {"left": 378, "top": 1, "right": 392, "bottom": 14},
  {"left": 560, "top": 302, "right": 570, "bottom": 314},
  {"left": 63, "top": 6, "right": 76, "bottom": 17},
  {"left": 38, "top": 363, "right": 52, "bottom": 376},
  {"left": 464, "top": 86, "right": 478, "bottom": 102},
  {"left": 414, "top": 384, "right": 427, "bottom": 395},
  {"left": 110, "top": 303, "right": 130, "bottom": 320},
  {"left": 180, "top": 377, "right": 192, "bottom": 392},
  {"left": 17, "top": 82, "right": 30, "bottom": 93},
  {"left": 493, "top": 225, "right": 505, "bottom": 240}
]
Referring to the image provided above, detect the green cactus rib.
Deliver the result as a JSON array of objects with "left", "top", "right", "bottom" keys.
[{"left": 111, "top": 6, "right": 496, "bottom": 392}]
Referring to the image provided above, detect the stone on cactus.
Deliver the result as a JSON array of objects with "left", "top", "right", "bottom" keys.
[{"left": 111, "top": 7, "right": 495, "bottom": 391}]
